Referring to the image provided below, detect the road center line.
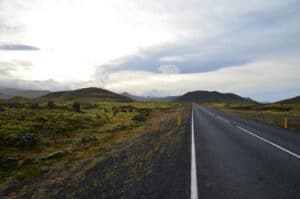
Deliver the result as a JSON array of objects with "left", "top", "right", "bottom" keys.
[
  {"left": 191, "top": 108, "right": 199, "bottom": 199},
  {"left": 236, "top": 125, "right": 300, "bottom": 159}
]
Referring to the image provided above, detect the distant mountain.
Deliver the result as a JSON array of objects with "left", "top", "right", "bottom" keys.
[
  {"left": 0, "top": 93, "right": 10, "bottom": 99},
  {"left": 0, "top": 88, "right": 50, "bottom": 99},
  {"left": 173, "top": 90, "right": 254, "bottom": 103},
  {"left": 41, "top": 87, "right": 132, "bottom": 102},
  {"left": 276, "top": 96, "right": 300, "bottom": 104},
  {"left": 121, "top": 92, "right": 177, "bottom": 102}
]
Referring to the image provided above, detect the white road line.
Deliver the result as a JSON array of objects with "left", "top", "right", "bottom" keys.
[
  {"left": 236, "top": 125, "right": 300, "bottom": 159},
  {"left": 191, "top": 108, "right": 199, "bottom": 199}
]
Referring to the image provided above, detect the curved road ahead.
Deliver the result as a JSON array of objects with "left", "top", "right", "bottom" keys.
[{"left": 191, "top": 103, "right": 300, "bottom": 199}]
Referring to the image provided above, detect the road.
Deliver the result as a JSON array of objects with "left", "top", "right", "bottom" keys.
[{"left": 191, "top": 103, "right": 300, "bottom": 199}]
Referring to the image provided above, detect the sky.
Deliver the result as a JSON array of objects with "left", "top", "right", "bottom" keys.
[{"left": 0, "top": 0, "right": 299, "bottom": 102}]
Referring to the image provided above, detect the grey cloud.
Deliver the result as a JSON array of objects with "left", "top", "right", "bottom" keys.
[
  {"left": 12, "top": 60, "right": 33, "bottom": 69},
  {"left": 0, "top": 44, "right": 40, "bottom": 51},
  {"left": 0, "top": 24, "right": 24, "bottom": 34},
  {"left": 94, "top": 0, "right": 300, "bottom": 76},
  {"left": 0, "top": 62, "right": 15, "bottom": 76},
  {"left": 0, "top": 78, "right": 70, "bottom": 91},
  {"left": 0, "top": 60, "right": 33, "bottom": 77}
]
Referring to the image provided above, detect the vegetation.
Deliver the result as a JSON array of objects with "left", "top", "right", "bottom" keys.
[
  {"left": 41, "top": 87, "right": 132, "bottom": 102},
  {"left": 47, "top": 101, "right": 56, "bottom": 109},
  {"left": 174, "top": 90, "right": 254, "bottom": 103},
  {"left": 0, "top": 97, "right": 178, "bottom": 188},
  {"left": 207, "top": 102, "right": 300, "bottom": 131},
  {"left": 72, "top": 101, "right": 81, "bottom": 112}
]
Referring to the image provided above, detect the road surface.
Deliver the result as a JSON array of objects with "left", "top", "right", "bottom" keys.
[{"left": 191, "top": 103, "right": 300, "bottom": 199}]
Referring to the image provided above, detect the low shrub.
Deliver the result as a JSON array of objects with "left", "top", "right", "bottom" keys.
[
  {"left": 72, "top": 102, "right": 81, "bottom": 112},
  {"left": 47, "top": 101, "right": 56, "bottom": 109},
  {"left": 132, "top": 109, "right": 151, "bottom": 121},
  {"left": 30, "top": 103, "right": 40, "bottom": 109}
]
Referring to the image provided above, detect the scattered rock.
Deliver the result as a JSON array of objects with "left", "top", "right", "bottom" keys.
[
  {"left": 30, "top": 103, "right": 40, "bottom": 109},
  {"left": 0, "top": 105, "right": 5, "bottom": 112},
  {"left": 13, "top": 133, "right": 37, "bottom": 150},
  {"left": 81, "top": 135, "right": 97, "bottom": 143},
  {"left": 72, "top": 102, "right": 81, "bottom": 112},
  {"left": 47, "top": 101, "right": 56, "bottom": 109},
  {"left": 132, "top": 109, "right": 150, "bottom": 121}
]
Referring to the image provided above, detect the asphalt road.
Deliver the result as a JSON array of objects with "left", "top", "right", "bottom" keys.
[{"left": 191, "top": 103, "right": 300, "bottom": 199}]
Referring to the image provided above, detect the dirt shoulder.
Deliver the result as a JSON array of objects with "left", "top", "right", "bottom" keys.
[{"left": 1, "top": 104, "right": 191, "bottom": 198}]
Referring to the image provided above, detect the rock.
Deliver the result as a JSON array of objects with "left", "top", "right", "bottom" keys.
[
  {"left": 47, "top": 101, "right": 56, "bottom": 109},
  {"left": 0, "top": 105, "right": 5, "bottom": 112},
  {"left": 13, "top": 133, "right": 37, "bottom": 150},
  {"left": 30, "top": 103, "right": 40, "bottom": 109},
  {"left": 0, "top": 157, "right": 19, "bottom": 169},
  {"left": 72, "top": 102, "right": 80, "bottom": 112},
  {"left": 42, "top": 150, "right": 67, "bottom": 160},
  {"left": 81, "top": 135, "right": 97, "bottom": 143},
  {"left": 23, "top": 157, "right": 38, "bottom": 165}
]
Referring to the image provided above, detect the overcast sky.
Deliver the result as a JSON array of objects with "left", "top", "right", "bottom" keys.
[{"left": 0, "top": 0, "right": 299, "bottom": 102}]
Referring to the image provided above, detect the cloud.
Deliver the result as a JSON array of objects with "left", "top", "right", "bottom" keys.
[
  {"left": 105, "top": 55, "right": 300, "bottom": 102},
  {"left": 0, "top": 62, "right": 15, "bottom": 76},
  {"left": 0, "top": 78, "right": 66, "bottom": 91},
  {"left": 160, "top": 56, "right": 184, "bottom": 63},
  {"left": 158, "top": 65, "right": 181, "bottom": 74},
  {"left": 0, "top": 60, "right": 33, "bottom": 78},
  {"left": 0, "top": 44, "right": 40, "bottom": 51},
  {"left": 0, "top": 0, "right": 299, "bottom": 101},
  {"left": 95, "top": 0, "right": 300, "bottom": 75}
]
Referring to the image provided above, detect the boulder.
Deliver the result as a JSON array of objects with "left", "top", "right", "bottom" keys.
[
  {"left": 0, "top": 105, "right": 5, "bottom": 112},
  {"left": 13, "top": 133, "right": 37, "bottom": 150}
]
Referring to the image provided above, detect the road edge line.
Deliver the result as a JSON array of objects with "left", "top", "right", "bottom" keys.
[
  {"left": 191, "top": 106, "right": 199, "bottom": 199},
  {"left": 236, "top": 125, "right": 300, "bottom": 159}
]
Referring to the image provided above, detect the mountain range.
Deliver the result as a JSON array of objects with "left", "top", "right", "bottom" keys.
[
  {"left": 277, "top": 96, "right": 300, "bottom": 104},
  {"left": 121, "top": 92, "right": 177, "bottom": 102},
  {"left": 173, "top": 90, "right": 254, "bottom": 103},
  {"left": 0, "top": 88, "right": 50, "bottom": 99},
  {"left": 0, "top": 87, "right": 298, "bottom": 104}
]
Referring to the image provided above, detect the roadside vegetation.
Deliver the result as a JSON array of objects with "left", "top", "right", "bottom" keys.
[
  {"left": 207, "top": 102, "right": 300, "bottom": 131},
  {"left": 0, "top": 97, "right": 184, "bottom": 194}
]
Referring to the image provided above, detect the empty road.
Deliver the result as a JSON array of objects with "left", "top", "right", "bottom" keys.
[{"left": 191, "top": 103, "right": 300, "bottom": 199}]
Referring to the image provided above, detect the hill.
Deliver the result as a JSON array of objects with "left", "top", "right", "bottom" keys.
[
  {"left": 121, "top": 92, "right": 177, "bottom": 102},
  {"left": 0, "top": 88, "right": 50, "bottom": 99},
  {"left": 173, "top": 90, "right": 254, "bottom": 103},
  {"left": 41, "top": 87, "right": 132, "bottom": 101},
  {"left": 276, "top": 96, "right": 300, "bottom": 104},
  {"left": 0, "top": 92, "right": 10, "bottom": 99}
]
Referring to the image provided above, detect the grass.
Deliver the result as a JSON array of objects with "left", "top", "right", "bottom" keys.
[
  {"left": 207, "top": 102, "right": 300, "bottom": 131},
  {"left": 0, "top": 98, "right": 179, "bottom": 187},
  {"left": 2, "top": 103, "right": 189, "bottom": 198}
]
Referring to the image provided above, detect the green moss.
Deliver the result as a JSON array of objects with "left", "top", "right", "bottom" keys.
[
  {"left": 16, "top": 164, "right": 45, "bottom": 180},
  {"left": 0, "top": 98, "right": 177, "bottom": 186}
]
